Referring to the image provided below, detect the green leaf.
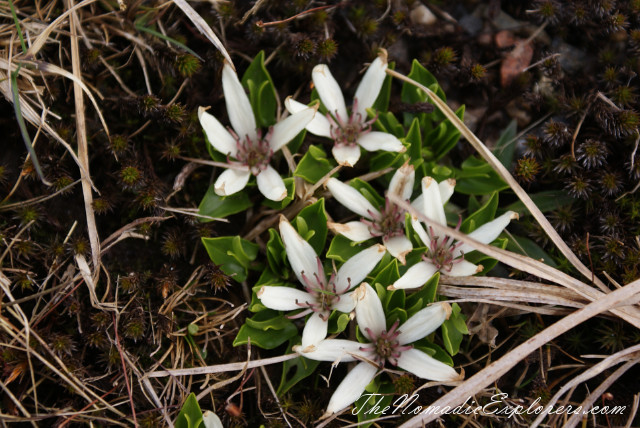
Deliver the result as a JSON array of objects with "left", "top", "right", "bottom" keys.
[
  {"left": 198, "top": 185, "right": 253, "bottom": 220},
  {"left": 201, "top": 236, "right": 259, "bottom": 282},
  {"left": 493, "top": 119, "right": 518, "bottom": 168},
  {"left": 461, "top": 192, "right": 499, "bottom": 233},
  {"left": 245, "top": 310, "right": 296, "bottom": 331},
  {"left": 369, "top": 150, "right": 407, "bottom": 172},
  {"left": 506, "top": 235, "right": 558, "bottom": 268},
  {"left": 430, "top": 164, "right": 454, "bottom": 182},
  {"left": 241, "top": 51, "right": 277, "bottom": 127},
  {"left": 175, "top": 393, "right": 204, "bottom": 428},
  {"left": 233, "top": 323, "right": 297, "bottom": 349},
  {"left": 294, "top": 145, "right": 335, "bottom": 183},
  {"left": 401, "top": 60, "right": 446, "bottom": 126},
  {"left": 456, "top": 171, "right": 509, "bottom": 195},
  {"left": 405, "top": 117, "right": 423, "bottom": 163},
  {"left": 295, "top": 199, "right": 328, "bottom": 254},
  {"left": 266, "top": 228, "right": 288, "bottom": 275},
  {"left": 348, "top": 178, "right": 385, "bottom": 207},
  {"left": 262, "top": 177, "right": 295, "bottom": 209},
  {"left": 413, "top": 341, "right": 453, "bottom": 366},
  {"left": 234, "top": 310, "right": 298, "bottom": 349},
  {"left": 277, "top": 351, "right": 320, "bottom": 395},
  {"left": 432, "top": 105, "right": 464, "bottom": 161},
  {"left": 372, "top": 259, "right": 400, "bottom": 291},
  {"left": 406, "top": 272, "right": 440, "bottom": 313},
  {"left": 327, "top": 311, "right": 351, "bottom": 334},
  {"left": 386, "top": 307, "right": 408, "bottom": 325},
  {"left": 373, "top": 111, "right": 405, "bottom": 138},
  {"left": 326, "top": 234, "right": 366, "bottom": 263},
  {"left": 506, "top": 191, "right": 575, "bottom": 214},
  {"left": 287, "top": 128, "right": 307, "bottom": 154},
  {"left": 465, "top": 237, "right": 509, "bottom": 274},
  {"left": 442, "top": 303, "right": 467, "bottom": 355}
]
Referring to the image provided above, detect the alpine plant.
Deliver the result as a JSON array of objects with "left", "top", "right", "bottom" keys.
[
  {"left": 294, "top": 283, "right": 461, "bottom": 416},
  {"left": 326, "top": 162, "right": 415, "bottom": 264},
  {"left": 257, "top": 217, "right": 386, "bottom": 349},
  {"left": 285, "top": 49, "right": 405, "bottom": 167},
  {"left": 391, "top": 176, "right": 518, "bottom": 290},
  {"left": 198, "top": 62, "right": 317, "bottom": 201}
]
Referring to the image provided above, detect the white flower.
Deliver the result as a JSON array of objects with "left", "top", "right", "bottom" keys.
[
  {"left": 198, "top": 62, "right": 317, "bottom": 201},
  {"left": 390, "top": 176, "right": 518, "bottom": 290},
  {"left": 326, "top": 162, "right": 415, "bottom": 264},
  {"left": 285, "top": 49, "right": 405, "bottom": 167},
  {"left": 257, "top": 217, "right": 386, "bottom": 350},
  {"left": 202, "top": 411, "right": 223, "bottom": 428},
  {"left": 295, "top": 283, "right": 461, "bottom": 416}
]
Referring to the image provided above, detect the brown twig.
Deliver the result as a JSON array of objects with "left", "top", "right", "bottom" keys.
[
  {"left": 256, "top": 4, "right": 338, "bottom": 28},
  {"left": 113, "top": 312, "right": 138, "bottom": 426}
]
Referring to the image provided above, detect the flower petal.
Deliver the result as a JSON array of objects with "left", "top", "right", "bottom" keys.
[
  {"left": 279, "top": 217, "right": 322, "bottom": 286},
  {"left": 445, "top": 259, "right": 482, "bottom": 276},
  {"left": 421, "top": 176, "right": 447, "bottom": 226},
  {"left": 198, "top": 107, "right": 237, "bottom": 157},
  {"left": 397, "top": 302, "right": 451, "bottom": 345},
  {"left": 411, "top": 178, "right": 455, "bottom": 211},
  {"left": 301, "top": 312, "right": 328, "bottom": 349},
  {"left": 396, "top": 348, "right": 461, "bottom": 382},
  {"left": 256, "top": 165, "right": 287, "bottom": 201},
  {"left": 326, "top": 362, "right": 378, "bottom": 416},
  {"left": 353, "top": 50, "right": 388, "bottom": 117},
  {"left": 312, "top": 64, "right": 347, "bottom": 120},
  {"left": 328, "top": 221, "right": 374, "bottom": 242},
  {"left": 390, "top": 260, "right": 438, "bottom": 290},
  {"left": 295, "top": 338, "right": 367, "bottom": 361},
  {"left": 332, "top": 144, "right": 361, "bottom": 167},
  {"left": 388, "top": 162, "right": 415, "bottom": 201},
  {"left": 383, "top": 235, "right": 413, "bottom": 265},
  {"left": 269, "top": 104, "right": 317, "bottom": 152},
  {"left": 455, "top": 211, "right": 518, "bottom": 257},
  {"left": 258, "top": 286, "right": 314, "bottom": 311},
  {"left": 357, "top": 131, "right": 405, "bottom": 153},
  {"left": 332, "top": 290, "right": 357, "bottom": 313},
  {"left": 284, "top": 97, "right": 332, "bottom": 138},
  {"left": 202, "top": 411, "right": 224, "bottom": 428},
  {"left": 214, "top": 167, "right": 251, "bottom": 196},
  {"left": 221, "top": 62, "right": 257, "bottom": 141},
  {"left": 410, "top": 217, "right": 430, "bottom": 247},
  {"left": 354, "top": 283, "right": 386, "bottom": 340},
  {"left": 326, "top": 178, "right": 380, "bottom": 219},
  {"left": 335, "top": 244, "right": 386, "bottom": 293},
  {"left": 439, "top": 178, "right": 456, "bottom": 205}
]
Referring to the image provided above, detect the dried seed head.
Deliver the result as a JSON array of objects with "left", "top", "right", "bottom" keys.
[
  {"left": 576, "top": 139, "right": 609, "bottom": 168},
  {"left": 515, "top": 157, "right": 542, "bottom": 183},
  {"left": 566, "top": 174, "right": 592, "bottom": 199},
  {"left": 553, "top": 154, "right": 578, "bottom": 175},
  {"left": 600, "top": 171, "right": 623, "bottom": 196},
  {"left": 542, "top": 119, "right": 571, "bottom": 147},
  {"left": 317, "top": 39, "right": 338, "bottom": 61}
]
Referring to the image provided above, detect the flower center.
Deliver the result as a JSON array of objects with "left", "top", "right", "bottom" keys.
[
  {"left": 231, "top": 128, "right": 273, "bottom": 175},
  {"left": 327, "top": 98, "right": 376, "bottom": 147},
  {"left": 361, "top": 198, "right": 405, "bottom": 239},
  {"left": 294, "top": 257, "right": 349, "bottom": 320},
  {"left": 423, "top": 218, "right": 465, "bottom": 272},
  {"left": 362, "top": 320, "right": 412, "bottom": 367}
]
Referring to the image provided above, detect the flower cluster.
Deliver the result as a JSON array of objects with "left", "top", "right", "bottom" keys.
[{"left": 199, "top": 50, "right": 519, "bottom": 418}]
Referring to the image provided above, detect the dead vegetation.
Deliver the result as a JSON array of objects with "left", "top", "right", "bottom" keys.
[{"left": 1, "top": 1, "right": 639, "bottom": 427}]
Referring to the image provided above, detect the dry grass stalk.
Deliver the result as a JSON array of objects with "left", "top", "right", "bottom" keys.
[
  {"left": 385, "top": 68, "right": 613, "bottom": 294},
  {"left": 399, "top": 278, "right": 640, "bottom": 427}
]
